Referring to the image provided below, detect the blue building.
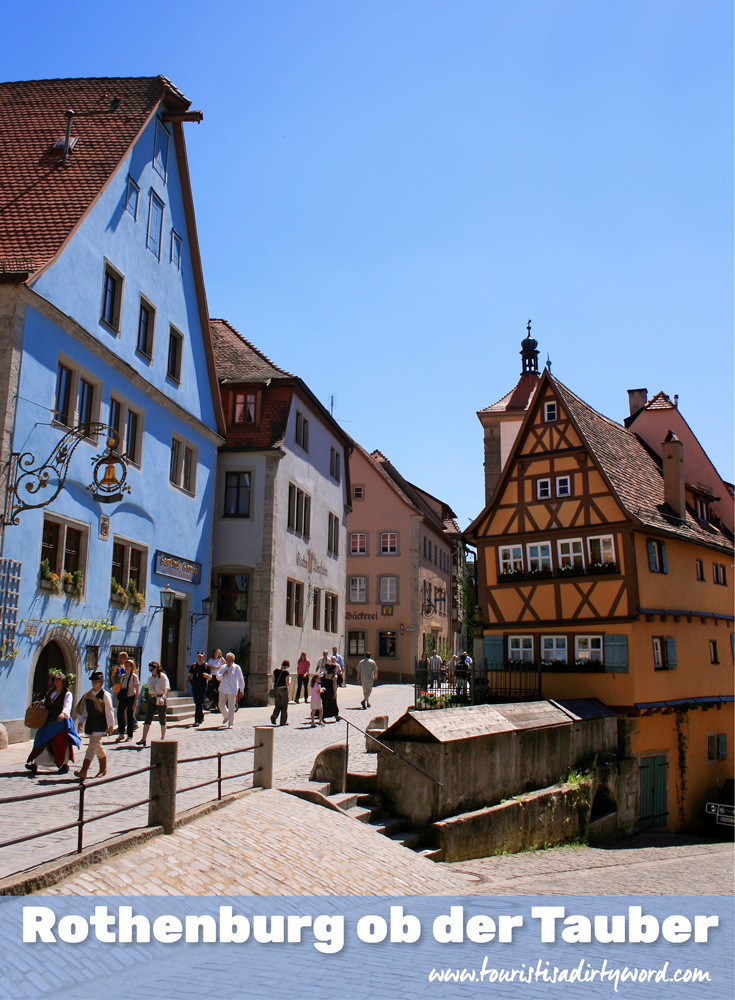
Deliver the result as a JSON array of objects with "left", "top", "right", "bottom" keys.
[{"left": 0, "top": 77, "right": 225, "bottom": 741}]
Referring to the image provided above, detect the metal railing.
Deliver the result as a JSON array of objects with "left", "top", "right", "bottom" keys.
[
  {"left": 177, "top": 743, "right": 261, "bottom": 801},
  {"left": 336, "top": 714, "right": 442, "bottom": 790},
  {"left": 414, "top": 663, "right": 543, "bottom": 708},
  {"left": 0, "top": 763, "right": 158, "bottom": 857}
]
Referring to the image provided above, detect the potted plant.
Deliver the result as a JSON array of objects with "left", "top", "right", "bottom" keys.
[
  {"left": 127, "top": 578, "right": 146, "bottom": 614},
  {"left": 39, "top": 559, "right": 61, "bottom": 594},
  {"left": 110, "top": 576, "right": 129, "bottom": 608}
]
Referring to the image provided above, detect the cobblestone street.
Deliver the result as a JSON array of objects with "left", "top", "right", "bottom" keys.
[{"left": 0, "top": 682, "right": 413, "bottom": 881}]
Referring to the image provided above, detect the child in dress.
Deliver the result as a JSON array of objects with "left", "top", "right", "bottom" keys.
[{"left": 309, "top": 674, "right": 323, "bottom": 727}]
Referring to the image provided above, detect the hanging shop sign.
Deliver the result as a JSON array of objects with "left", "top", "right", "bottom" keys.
[{"left": 154, "top": 550, "right": 202, "bottom": 585}]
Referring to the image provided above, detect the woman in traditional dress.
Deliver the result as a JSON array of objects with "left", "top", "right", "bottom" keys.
[
  {"left": 320, "top": 659, "right": 340, "bottom": 722},
  {"left": 25, "top": 669, "right": 81, "bottom": 776},
  {"left": 73, "top": 671, "right": 115, "bottom": 780}
]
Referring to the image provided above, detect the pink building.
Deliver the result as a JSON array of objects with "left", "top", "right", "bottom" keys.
[{"left": 345, "top": 443, "right": 459, "bottom": 682}]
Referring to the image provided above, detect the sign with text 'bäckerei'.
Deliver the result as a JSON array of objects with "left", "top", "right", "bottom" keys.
[{"left": 153, "top": 550, "right": 202, "bottom": 585}]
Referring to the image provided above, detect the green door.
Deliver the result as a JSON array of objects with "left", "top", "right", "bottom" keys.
[{"left": 639, "top": 755, "right": 668, "bottom": 830}]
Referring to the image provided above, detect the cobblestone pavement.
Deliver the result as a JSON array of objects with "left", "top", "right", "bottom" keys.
[
  {"left": 0, "top": 683, "right": 413, "bottom": 880},
  {"left": 450, "top": 834, "right": 735, "bottom": 895}
]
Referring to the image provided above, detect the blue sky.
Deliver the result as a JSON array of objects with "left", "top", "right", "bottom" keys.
[{"left": 5, "top": 0, "right": 733, "bottom": 528}]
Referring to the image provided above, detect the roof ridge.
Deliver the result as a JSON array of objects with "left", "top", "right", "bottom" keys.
[{"left": 209, "top": 318, "right": 294, "bottom": 378}]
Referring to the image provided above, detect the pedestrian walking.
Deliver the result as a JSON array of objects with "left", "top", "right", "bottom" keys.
[
  {"left": 25, "top": 670, "right": 81, "bottom": 776},
  {"left": 296, "top": 651, "right": 311, "bottom": 704},
  {"left": 115, "top": 658, "right": 139, "bottom": 742},
  {"left": 320, "top": 660, "right": 339, "bottom": 722},
  {"left": 309, "top": 675, "right": 323, "bottom": 727},
  {"left": 455, "top": 651, "right": 472, "bottom": 696},
  {"left": 331, "top": 645, "right": 345, "bottom": 686},
  {"left": 217, "top": 653, "right": 245, "bottom": 728},
  {"left": 188, "top": 651, "right": 211, "bottom": 727},
  {"left": 316, "top": 649, "right": 329, "bottom": 676},
  {"left": 73, "top": 671, "right": 115, "bottom": 779},
  {"left": 357, "top": 652, "right": 378, "bottom": 709},
  {"left": 137, "top": 662, "right": 170, "bottom": 747},
  {"left": 270, "top": 660, "right": 291, "bottom": 726},
  {"left": 428, "top": 649, "right": 443, "bottom": 690}
]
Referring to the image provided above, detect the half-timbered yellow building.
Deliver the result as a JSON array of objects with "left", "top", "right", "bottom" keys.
[{"left": 467, "top": 369, "right": 734, "bottom": 832}]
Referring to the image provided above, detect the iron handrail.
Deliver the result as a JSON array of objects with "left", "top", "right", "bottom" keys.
[
  {"left": 177, "top": 743, "right": 262, "bottom": 801},
  {"left": 337, "top": 715, "right": 442, "bottom": 788},
  {"left": 178, "top": 743, "right": 259, "bottom": 765}
]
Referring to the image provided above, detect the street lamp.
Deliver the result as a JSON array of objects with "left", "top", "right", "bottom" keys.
[
  {"left": 150, "top": 584, "right": 177, "bottom": 618},
  {"left": 189, "top": 595, "right": 215, "bottom": 650}
]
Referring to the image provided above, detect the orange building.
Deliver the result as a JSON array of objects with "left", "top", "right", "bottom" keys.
[
  {"left": 345, "top": 444, "right": 458, "bottom": 681},
  {"left": 467, "top": 365, "right": 734, "bottom": 832}
]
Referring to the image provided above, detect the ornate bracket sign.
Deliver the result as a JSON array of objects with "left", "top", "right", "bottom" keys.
[{"left": 2, "top": 423, "right": 131, "bottom": 526}]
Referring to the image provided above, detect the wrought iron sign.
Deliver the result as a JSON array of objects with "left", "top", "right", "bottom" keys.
[{"left": 2, "top": 423, "right": 132, "bottom": 526}]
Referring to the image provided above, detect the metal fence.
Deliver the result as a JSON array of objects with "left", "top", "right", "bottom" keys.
[{"left": 414, "top": 661, "right": 542, "bottom": 709}]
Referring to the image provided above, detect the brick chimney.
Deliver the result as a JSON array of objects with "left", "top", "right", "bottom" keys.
[
  {"left": 627, "top": 388, "right": 648, "bottom": 415},
  {"left": 661, "top": 431, "right": 685, "bottom": 519}
]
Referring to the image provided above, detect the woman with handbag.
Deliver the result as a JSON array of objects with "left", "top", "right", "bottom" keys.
[
  {"left": 73, "top": 671, "right": 115, "bottom": 779},
  {"left": 25, "top": 669, "right": 81, "bottom": 776},
  {"left": 115, "top": 659, "right": 140, "bottom": 742}
]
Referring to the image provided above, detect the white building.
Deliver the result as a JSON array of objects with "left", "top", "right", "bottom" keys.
[{"left": 209, "top": 319, "right": 351, "bottom": 702}]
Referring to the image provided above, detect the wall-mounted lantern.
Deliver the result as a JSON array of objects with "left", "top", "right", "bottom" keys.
[{"left": 150, "top": 585, "right": 177, "bottom": 619}]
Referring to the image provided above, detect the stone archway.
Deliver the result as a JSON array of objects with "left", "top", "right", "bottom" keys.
[{"left": 31, "top": 640, "right": 67, "bottom": 701}]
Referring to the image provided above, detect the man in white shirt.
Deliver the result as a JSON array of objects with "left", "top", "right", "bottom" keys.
[
  {"left": 357, "top": 653, "right": 378, "bottom": 709},
  {"left": 429, "top": 650, "right": 443, "bottom": 689},
  {"left": 217, "top": 652, "right": 245, "bottom": 728}
]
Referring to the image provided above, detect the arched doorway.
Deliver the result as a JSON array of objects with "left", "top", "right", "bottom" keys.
[{"left": 32, "top": 641, "right": 67, "bottom": 701}]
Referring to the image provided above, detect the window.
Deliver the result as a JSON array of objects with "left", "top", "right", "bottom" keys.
[
  {"left": 147, "top": 191, "right": 164, "bottom": 258},
  {"left": 707, "top": 733, "right": 727, "bottom": 762},
  {"left": 295, "top": 410, "right": 309, "bottom": 452},
  {"left": 379, "top": 532, "right": 398, "bottom": 554},
  {"left": 646, "top": 539, "right": 667, "bottom": 574},
  {"left": 287, "top": 484, "right": 311, "bottom": 539},
  {"left": 423, "top": 536, "right": 427, "bottom": 559},
  {"left": 125, "top": 176, "right": 139, "bottom": 219},
  {"left": 652, "top": 636, "right": 677, "bottom": 670},
  {"left": 40, "top": 516, "right": 88, "bottom": 592},
  {"left": 379, "top": 576, "right": 397, "bottom": 603},
  {"left": 350, "top": 532, "right": 367, "bottom": 555},
  {"left": 348, "top": 631, "right": 366, "bottom": 656},
  {"left": 541, "top": 635, "right": 567, "bottom": 663},
  {"left": 137, "top": 299, "right": 155, "bottom": 358},
  {"left": 217, "top": 573, "right": 249, "bottom": 621},
  {"left": 349, "top": 577, "right": 367, "bottom": 603},
  {"left": 153, "top": 120, "right": 169, "bottom": 180},
  {"left": 508, "top": 635, "right": 534, "bottom": 663},
  {"left": 169, "top": 436, "right": 197, "bottom": 495},
  {"left": 556, "top": 475, "right": 571, "bottom": 497},
  {"left": 100, "top": 263, "right": 123, "bottom": 331},
  {"left": 312, "top": 587, "right": 321, "bottom": 629},
  {"left": 328, "top": 512, "right": 340, "bottom": 557},
  {"left": 709, "top": 640, "right": 719, "bottom": 664},
  {"left": 232, "top": 391, "right": 257, "bottom": 425},
  {"left": 167, "top": 326, "right": 183, "bottom": 383},
  {"left": 330, "top": 447, "right": 341, "bottom": 483},
  {"left": 558, "top": 539, "right": 584, "bottom": 571},
  {"left": 526, "top": 541, "right": 552, "bottom": 573},
  {"left": 353, "top": 485, "right": 364, "bottom": 501},
  {"left": 111, "top": 538, "right": 146, "bottom": 595},
  {"left": 170, "top": 230, "right": 182, "bottom": 269},
  {"left": 695, "top": 559, "right": 704, "bottom": 581},
  {"left": 109, "top": 395, "right": 144, "bottom": 465},
  {"left": 536, "top": 478, "right": 551, "bottom": 500},
  {"left": 694, "top": 498, "right": 710, "bottom": 521},
  {"left": 223, "top": 471, "right": 251, "bottom": 517},
  {"left": 54, "top": 361, "right": 100, "bottom": 436},
  {"left": 286, "top": 579, "right": 304, "bottom": 627},
  {"left": 588, "top": 535, "right": 615, "bottom": 566},
  {"left": 713, "top": 563, "right": 727, "bottom": 586},
  {"left": 576, "top": 636, "right": 603, "bottom": 663},
  {"left": 324, "top": 592, "right": 338, "bottom": 633},
  {"left": 544, "top": 401, "right": 557, "bottom": 422},
  {"left": 378, "top": 631, "right": 396, "bottom": 657}
]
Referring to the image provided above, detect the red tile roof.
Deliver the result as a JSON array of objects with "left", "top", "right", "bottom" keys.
[
  {"left": 478, "top": 372, "right": 540, "bottom": 414},
  {"left": 0, "top": 77, "right": 188, "bottom": 274},
  {"left": 210, "top": 318, "right": 293, "bottom": 381}
]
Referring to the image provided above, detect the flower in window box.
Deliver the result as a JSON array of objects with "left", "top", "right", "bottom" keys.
[
  {"left": 498, "top": 569, "right": 524, "bottom": 583},
  {"left": 587, "top": 561, "right": 617, "bottom": 576},
  {"left": 526, "top": 568, "right": 553, "bottom": 580},
  {"left": 62, "top": 569, "right": 84, "bottom": 600},
  {"left": 557, "top": 564, "right": 584, "bottom": 577},
  {"left": 110, "top": 576, "right": 129, "bottom": 608},
  {"left": 39, "top": 559, "right": 61, "bottom": 592},
  {"left": 126, "top": 579, "right": 146, "bottom": 614}
]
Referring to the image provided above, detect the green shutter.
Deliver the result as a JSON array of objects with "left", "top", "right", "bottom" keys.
[
  {"left": 665, "top": 637, "right": 677, "bottom": 669},
  {"left": 484, "top": 635, "right": 504, "bottom": 671},
  {"left": 604, "top": 634, "right": 628, "bottom": 673},
  {"left": 660, "top": 542, "right": 668, "bottom": 574}
]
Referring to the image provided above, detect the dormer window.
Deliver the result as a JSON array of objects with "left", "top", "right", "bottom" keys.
[
  {"left": 694, "top": 497, "right": 710, "bottom": 522},
  {"left": 233, "top": 391, "right": 257, "bottom": 425}
]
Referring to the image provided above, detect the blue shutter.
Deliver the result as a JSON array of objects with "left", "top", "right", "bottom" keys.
[
  {"left": 484, "top": 635, "right": 504, "bottom": 671},
  {"left": 665, "top": 637, "right": 677, "bottom": 669},
  {"left": 660, "top": 542, "right": 668, "bottom": 574},
  {"left": 604, "top": 634, "right": 628, "bottom": 673},
  {"left": 647, "top": 539, "right": 657, "bottom": 571},
  {"left": 718, "top": 734, "right": 727, "bottom": 760}
]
